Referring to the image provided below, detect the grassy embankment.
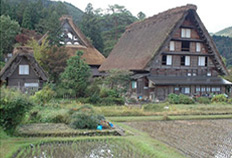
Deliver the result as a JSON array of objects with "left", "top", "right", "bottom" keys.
[{"left": 0, "top": 126, "right": 185, "bottom": 158}]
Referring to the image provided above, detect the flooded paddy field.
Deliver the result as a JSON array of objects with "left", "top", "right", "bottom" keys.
[
  {"left": 13, "top": 139, "right": 151, "bottom": 158},
  {"left": 125, "top": 119, "right": 232, "bottom": 158}
]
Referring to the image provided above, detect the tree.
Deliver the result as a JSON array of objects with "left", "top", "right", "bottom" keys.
[
  {"left": 80, "top": 3, "right": 104, "bottom": 52},
  {"left": 100, "top": 5, "right": 137, "bottom": 56},
  {"left": 22, "top": 7, "right": 33, "bottom": 29},
  {"left": 60, "top": 51, "right": 91, "bottom": 97},
  {"left": 41, "top": 46, "right": 69, "bottom": 82},
  {"left": 0, "top": 15, "right": 20, "bottom": 56},
  {"left": 137, "top": 11, "right": 146, "bottom": 20},
  {"left": 26, "top": 37, "right": 49, "bottom": 66},
  {"left": 103, "top": 69, "right": 132, "bottom": 95}
]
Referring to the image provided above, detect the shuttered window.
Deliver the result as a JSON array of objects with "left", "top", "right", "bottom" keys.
[
  {"left": 185, "top": 56, "right": 190, "bottom": 66},
  {"left": 198, "top": 56, "right": 205, "bottom": 66},
  {"left": 166, "top": 55, "right": 172, "bottom": 65},
  {"left": 19, "top": 65, "right": 29, "bottom": 75},
  {"left": 181, "top": 28, "right": 191, "bottom": 38},
  {"left": 169, "top": 41, "right": 175, "bottom": 51},
  {"left": 196, "top": 42, "right": 201, "bottom": 52}
]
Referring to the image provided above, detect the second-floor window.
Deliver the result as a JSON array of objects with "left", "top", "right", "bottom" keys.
[
  {"left": 181, "top": 28, "right": 191, "bottom": 38},
  {"left": 169, "top": 41, "right": 175, "bottom": 51},
  {"left": 19, "top": 65, "right": 29, "bottom": 75},
  {"left": 181, "top": 41, "right": 190, "bottom": 51},
  {"left": 196, "top": 42, "right": 201, "bottom": 52},
  {"left": 181, "top": 56, "right": 190, "bottom": 66},
  {"left": 198, "top": 56, "right": 207, "bottom": 66},
  {"left": 162, "top": 55, "right": 172, "bottom": 65}
]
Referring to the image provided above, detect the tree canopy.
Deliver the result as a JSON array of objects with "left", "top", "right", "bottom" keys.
[{"left": 60, "top": 51, "right": 91, "bottom": 97}]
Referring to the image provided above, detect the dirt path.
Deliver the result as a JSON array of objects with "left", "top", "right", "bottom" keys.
[{"left": 125, "top": 119, "right": 232, "bottom": 158}]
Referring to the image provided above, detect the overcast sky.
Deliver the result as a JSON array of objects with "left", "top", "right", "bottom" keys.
[{"left": 54, "top": 0, "right": 232, "bottom": 33}]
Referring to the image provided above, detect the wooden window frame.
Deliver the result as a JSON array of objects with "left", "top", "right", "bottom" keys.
[{"left": 19, "top": 65, "right": 29, "bottom": 75}]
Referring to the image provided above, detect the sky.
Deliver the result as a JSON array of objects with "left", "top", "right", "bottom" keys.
[{"left": 54, "top": 0, "right": 232, "bottom": 33}]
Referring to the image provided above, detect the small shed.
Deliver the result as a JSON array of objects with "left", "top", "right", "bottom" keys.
[{"left": 0, "top": 46, "right": 48, "bottom": 93}]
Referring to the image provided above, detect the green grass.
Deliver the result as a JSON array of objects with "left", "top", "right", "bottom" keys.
[{"left": 107, "top": 114, "right": 232, "bottom": 122}]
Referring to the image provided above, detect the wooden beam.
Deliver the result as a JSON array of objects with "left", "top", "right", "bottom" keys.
[
  {"left": 162, "top": 52, "right": 214, "bottom": 56},
  {"left": 171, "top": 38, "right": 204, "bottom": 42}
]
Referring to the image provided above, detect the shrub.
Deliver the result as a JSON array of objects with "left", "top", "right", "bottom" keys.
[
  {"left": 85, "top": 83, "right": 101, "bottom": 97},
  {"left": 31, "top": 86, "right": 56, "bottom": 105},
  {"left": 168, "top": 93, "right": 180, "bottom": 104},
  {"left": 228, "top": 98, "right": 232, "bottom": 104},
  {"left": 168, "top": 93, "right": 194, "bottom": 104},
  {"left": 211, "top": 94, "right": 227, "bottom": 103},
  {"left": 100, "top": 88, "right": 120, "bottom": 98},
  {"left": 179, "top": 94, "right": 195, "bottom": 104},
  {"left": 196, "top": 97, "right": 211, "bottom": 104},
  {"left": 0, "top": 88, "right": 34, "bottom": 133},
  {"left": 88, "top": 94, "right": 101, "bottom": 104},
  {"left": 70, "top": 112, "right": 104, "bottom": 129}
]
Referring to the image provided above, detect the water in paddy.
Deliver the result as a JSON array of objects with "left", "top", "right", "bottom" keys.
[{"left": 14, "top": 140, "right": 150, "bottom": 158}]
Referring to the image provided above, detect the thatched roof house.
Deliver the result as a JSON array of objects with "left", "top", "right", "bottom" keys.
[
  {"left": 39, "top": 15, "right": 105, "bottom": 77},
  {"left": 39, "top": 16, "right": 104, "bottom": 64},
  {"left": 0, "top": 46, "right": 48, "bottom": 92},
  {"left": 99, "top": 4, "right": 227, "bottom": 75},
  {"left": 100, "top": 4, "right": 231, "bottom": 100}
]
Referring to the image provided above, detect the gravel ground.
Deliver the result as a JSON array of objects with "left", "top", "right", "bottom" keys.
[{"left": 125, "top": 119, "right": 232, "bottom": 158}]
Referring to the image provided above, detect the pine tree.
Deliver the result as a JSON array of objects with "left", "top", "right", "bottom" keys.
[
  {"left": 80, "top": 3, "right": 104, "bottom": 53},
  {"left": 22, "top": 7, "right": 32, "bottom": 29}
]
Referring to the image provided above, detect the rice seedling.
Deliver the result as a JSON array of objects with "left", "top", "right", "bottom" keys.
[{"left": 13, "top": 139, "right": 153, "bottom": 158}]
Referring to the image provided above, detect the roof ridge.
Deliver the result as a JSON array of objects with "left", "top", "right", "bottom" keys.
[{"left": 126, "top": 4, "right": 197, "bottom": 32}]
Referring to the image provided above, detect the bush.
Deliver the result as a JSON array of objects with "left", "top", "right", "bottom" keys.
[
  {"left": 228, "top": 98, "right": 232, "bottom": 104},
  {"left": 0, "top": 88, "right": 34, "bottom": 133},
  {"left": 168, "top": 93, "right": 195, "bottom": 104},
  {"left": 100, "top": 88, "right": 120, "bottom": 98},
  {"left": 211, "top": 94, "right": 227, "bottom": 103},
  {"left": 179, "top": 94, "right": 195, "bottom": 104},
  {"left": 168, "top": 93, "right": 180, "bottom": 104},
  {"left": 31, "top": 86, "right": 56, "bottom": 105},
  {"left": 70, "top": 112, "right": 104, "bottom": 129},
  {"left": 196, "top": 97, "right": 211, "bottom": 104}
]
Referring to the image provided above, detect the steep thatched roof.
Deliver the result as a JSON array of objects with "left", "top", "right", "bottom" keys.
[
  {"left": 38, "top": 15, "right": 105, "bottom": 66},
  {"left": 99, "top": 4, "right": 228, "bottom": 75},
  {"left": 0, "top": 47, "right": 48, "bottom": 81}
]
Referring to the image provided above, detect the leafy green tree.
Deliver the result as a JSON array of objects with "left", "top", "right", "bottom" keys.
[
  {"left": 103, "top": 69, "right": 132, "bottom": 95},
  {"left": 137, "top": 11, "right": 146, "bottom": 20},
  {"left": 41, "top": 46, "right": 69, "bottom": 83},
  {"left": 80, "top": 3, "right": 104, "bottom": 52},
  {"left": 0, "top": 15, "right": 20, "bottom": 56},
  {"left": 22, "top": 7, "right": 33, "bottom": 29},
  {"left": 26, "top": 37, "right": 49, "bottom": 66},
  {"left": 61, "top": 51, "right": 91, "bottom": 97}
]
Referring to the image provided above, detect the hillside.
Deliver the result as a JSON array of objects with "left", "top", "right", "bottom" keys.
[
  {"left": 212, "top": 35, "right": 232, "bottom": 67},
  {"left": 1, "top": 0, "right": 84, "bottom": 25},
  {"left": 215, "top": 26, "right": 232, "bottom": 37}
]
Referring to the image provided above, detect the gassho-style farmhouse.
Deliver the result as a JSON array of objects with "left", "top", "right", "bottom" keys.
[
  {"left": 1, "top": 4, "right": 232, "bottom": 100},
  {"left": 100, "top": 4, "right": 232, "bottom": 101}
]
